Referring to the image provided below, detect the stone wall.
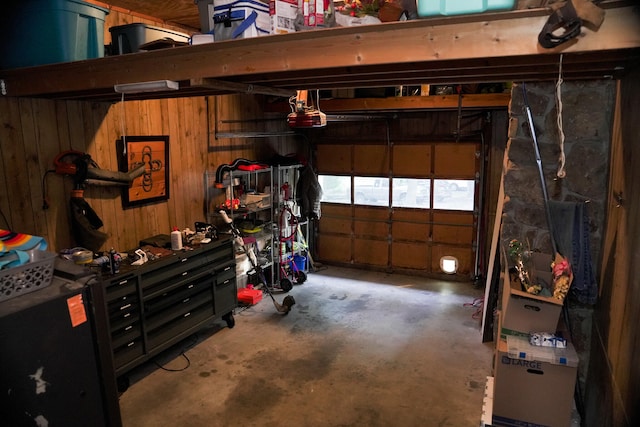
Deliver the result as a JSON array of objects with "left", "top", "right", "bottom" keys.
[
  {"left": 503, "top": 80, "right": 615, "bottom": 261},
  {"left": 502, "top": 79, "right": 616, "bottom": 404}
]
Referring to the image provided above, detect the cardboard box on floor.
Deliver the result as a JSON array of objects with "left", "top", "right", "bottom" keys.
[
  {"left": 501, "top": 253, "right": 563, "bottom": 339},
  {"left": 492, "top": 336, "right": 578, "bottom": 427}
]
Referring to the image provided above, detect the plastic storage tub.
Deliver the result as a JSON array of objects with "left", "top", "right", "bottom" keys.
[
  {"left": 109, "top": 23, "right": 190, "bottom": 55},
  {"left": 0, "top": 0, "right": 108, "bottom": 69},
  {"left": 417, "top": 0, "right": 515, "bottom": 17}
]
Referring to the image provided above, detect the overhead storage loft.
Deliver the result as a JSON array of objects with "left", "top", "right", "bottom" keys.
[{"left": 0, "top": 4, "right": 639, "bottom": 102}]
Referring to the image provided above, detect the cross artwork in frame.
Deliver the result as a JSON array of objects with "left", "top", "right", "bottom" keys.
[{"left": 116, "top": 136, "right": 170, "bottom": 208}]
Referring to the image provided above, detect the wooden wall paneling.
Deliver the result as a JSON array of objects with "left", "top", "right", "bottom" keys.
[
  {"left": 17, "top": 99, "right": 44, "bottom": 233},
  {"left": 392, "top": 143, "right": 432, "bottom": 176},
  {"left": 167, "top": 97, "right": 187, "bottom": 232},
  {"left": 391, "top": 241, "right": 429, "bottom": 269},
  {"left": 0, "top": 99, "right": 29, "bottom": 232},
  {"left": 30, "top": 99, "right": 62, "bottom": 246},
  {"left": 316, "top": 144, "right": 351, "bottom": 174},
  {"left": 354, "top": 144, "right": 389, "bottom": 175},
  {"left": 49, "top": 101, "right": 75, "bottom": 249},
  {"left": 433, "top": 142, "right": 478, "bottom": 176},
  {"left": 602, "top": 72, "right": 640, "bottom": 425},
  {"left": 192, "top": 97, "right": 210, "bottom": 222},
  {"left": 179, "top": 97, "right": 207, "bottom": 227},
  {"left": 101, "top": 100, "right": 132, "bottom": 250},
  {"left": 84, "top": 101, "right": 120, "bottom": 250}
]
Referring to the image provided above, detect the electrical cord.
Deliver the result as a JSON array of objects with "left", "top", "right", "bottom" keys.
[
  {"left": 41, "top": 169, "right": 56, "bottom": 210},
  {"left": 151, "top": 334, "right": 199, "bottom": 372},
  {"left": 464, "top": 296, "right": 484, "bottom": 320}
]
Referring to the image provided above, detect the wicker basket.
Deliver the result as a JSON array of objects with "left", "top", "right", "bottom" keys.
[{"left": 0, "top": 250, "right": 56, "bottom": 302}]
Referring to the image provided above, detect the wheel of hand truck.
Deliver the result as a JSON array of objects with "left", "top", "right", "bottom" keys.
[
  {"left": 294, "top": 270, "right": 307, "bottom": 284},
  {"left": 279, "top": 277, "right": 294, "bottom": 293},
  {"left": 222, "top": 312, "right": 235, "bottom": 328}
]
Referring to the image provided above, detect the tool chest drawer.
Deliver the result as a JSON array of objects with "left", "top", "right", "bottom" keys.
[
  {"left": 141, "top": 255, "right": 209, "bottom": 292},
  {"left": 146, "top": 303, "right": 214, "bottom": 350},
  {"left": 95, "top": 236, "right": 237, "bottom": 380},
  {"left": 144, "top": 276, "right": 214, "bottom": 315}
]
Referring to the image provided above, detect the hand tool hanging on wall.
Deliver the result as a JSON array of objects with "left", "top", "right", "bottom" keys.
[{"left": 45, "top": 151, "right": 146, "bottom": 251}]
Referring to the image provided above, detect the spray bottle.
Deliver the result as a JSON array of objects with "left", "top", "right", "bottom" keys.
[{"left": 171, "top": 227, "right": 183, "bottom": 250}]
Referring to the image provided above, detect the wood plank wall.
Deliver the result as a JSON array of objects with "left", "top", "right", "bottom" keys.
[
  {"left": 584, "top": 69, "right": 640, "bottom": 427},
  {"left": 0, "top": 8, "right": 296, "bottom": 254}
]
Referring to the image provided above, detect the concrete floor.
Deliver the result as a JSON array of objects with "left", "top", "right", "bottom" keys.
[{"left": 118, "top": 266, "right": 494, "bottom": 427}]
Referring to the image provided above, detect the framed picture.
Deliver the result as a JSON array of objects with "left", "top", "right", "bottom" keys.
[{"left": 116, "top": 136, "right": 170, "bottom": 208}]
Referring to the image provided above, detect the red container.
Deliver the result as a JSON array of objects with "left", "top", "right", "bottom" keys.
[{"left": 237, "top": 288, "right": 263, "bottom": 305}]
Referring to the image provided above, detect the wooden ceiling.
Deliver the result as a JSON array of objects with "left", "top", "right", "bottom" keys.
[
  {"left": 0, "top": 1, "right": 638, "bottom": 102},
  {"left": 98, "top": 0, "right": 553, "bottom": 32},
  {"left": 97, "top": 0, "right": 205, "bottom": 31}
]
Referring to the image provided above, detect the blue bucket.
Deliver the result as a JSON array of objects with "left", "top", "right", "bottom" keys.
[{"left": 290, "top": 255, "right": 307, "bottom": 271}]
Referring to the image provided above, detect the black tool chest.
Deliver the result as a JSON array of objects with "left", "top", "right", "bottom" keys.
[{"left": 92, "top": 236, "right": 236, "bottom": 378}]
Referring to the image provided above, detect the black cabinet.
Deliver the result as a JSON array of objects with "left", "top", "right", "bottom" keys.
[
  {"left": 93, "top": 236, "right": 237, "bottom": 377},
  {"left": 0, "top": 276, "right": 121, "bottom": 427}
]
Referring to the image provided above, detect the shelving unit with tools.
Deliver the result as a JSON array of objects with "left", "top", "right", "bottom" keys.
[
  {"left": 205, "top": 167, "right": 276, "bottom": 289},
  {"left": 204, "top": 164, "right": 311, "bottom": 292},
  {"left": 273, "top": 164, "right": 310, "bottom": 289}
]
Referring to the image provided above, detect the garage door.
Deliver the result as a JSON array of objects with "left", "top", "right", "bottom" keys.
[{"left": 316, "top": 141, "right": 479, "bottom": 277}]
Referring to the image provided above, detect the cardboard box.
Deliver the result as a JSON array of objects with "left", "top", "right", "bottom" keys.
[
  {"left": 269, "top": 0, "right": 298, "bottom": 34},
  {"left": 243, "top": 192, "right": 271, "bottom": 208},
  {"left": 501, "top": 253, "right": 563, "bottom": 339},
  {"left": 212, "top": 0, "right": 271, "bottom": 41},
  {"left": 493, "top": 337, "right": 578, "bottom": 427},
  {"left": 301, "top": 0, "right": 324, "bottom": 27}
]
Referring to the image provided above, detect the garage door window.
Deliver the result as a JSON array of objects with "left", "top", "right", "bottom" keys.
[
  {"left": 433, "top": 179, "right": 475, "bottom": 211},
  {"left": 393, "top": 178, "right": 430, "bottom": 208},
  {"left": 318, "top": 175, "right": 351, "bottom": 204},
  {"left": 354, "top": 176, "right": 389, "bottom": 206}
]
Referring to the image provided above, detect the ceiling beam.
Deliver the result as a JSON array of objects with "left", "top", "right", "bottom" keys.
[
  {"left": 190, "top": 78, "right": 296, "bottom": 98},
  {"left": 0, "top": 5, "right": 638, "bottom": 100}
]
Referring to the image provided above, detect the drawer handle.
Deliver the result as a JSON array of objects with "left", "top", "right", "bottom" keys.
[
  {"left": 223, "top": 279, "right": 230, "bottom": 285},
  {"left": 224, "top": 266, "right": 231, "bottom": 272},
  {"left": 182, "top": 298, "right": 190, "bottom": 303},
  {"left": 120, "top": 303, "right": 131, "bottom": 311},
  {"left": 181, "top": 258, "right": 188, "bottom": 263},
  {"left": 127, "top": 341, "right": 135, "bottom": 347},
  {"left": 188, "top": 284, "right": 194, "bottom": 289},
  {"left": 124, "top": 312, "right": 131, "bottom": 318},
  {"left": 125, "top": 325, "right": 132, "bottom": 331},
  {"left": 183, "top": 312, "right": 191, "bottom": 318},
  {"left": 182, "top": 271, "right": 188, "bottom": 276},
  {"left": 119, "top": 280, "right": 128, "bottom": 285}
]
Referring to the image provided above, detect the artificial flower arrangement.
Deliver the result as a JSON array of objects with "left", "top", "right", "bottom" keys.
[
  {"left": 551, "top": 254, "right": 572, "bottom": 300},
  {"left": 508, "top": 239, "right": 540, "bottom": 295},
  {"left": 337, "top": 0, "right": 386, "bottom": 17},
  {"left": 508, "top": 239, "right": 573, "bottom": 301}
]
